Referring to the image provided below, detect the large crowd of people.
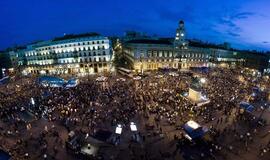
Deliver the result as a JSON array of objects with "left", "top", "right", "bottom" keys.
[{"left": 0, "top": 67, "right": 269, "bottom": 160}]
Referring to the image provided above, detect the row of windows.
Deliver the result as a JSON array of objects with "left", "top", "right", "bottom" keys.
[
  {"left": 27, "top": 51, "right": 108, "bottom": 60},
  {"left": 143, "top": 50, "right": 210, "bottom": 58},
  {"left": 27, "top": 57, "right": 109, "bottom": 65},
  {"left": 141, "top": 59, "right": 207, "bottom": 62},
  {"left": 146, "top": 52, "right": 173, "bottom": 58},
  {"left": 27, "top": 61, "right": 53, "bottom": 65},
  {"left": 26, "top": 46, "right": 108, "bottom": 56},
  {"left": 181, "top": 54, "right": 209, "bottom": 58},
  {"left": 147, "top": 63, "right": 177, "bottom": 69},
  {"left": 181, "top": 59, "right": 208, "bottom": 62},
  {"left": 35, "top": 40, "right": 106, "bottom": 51},
  {"left": 27, "top": 63, "right": 108, "bottom": 70},
  {"left": 60, "top": 57, "right": 108, "bottom": 64},
  {"left": 147, "top": 59, "right": 174, "bottom": 62}
]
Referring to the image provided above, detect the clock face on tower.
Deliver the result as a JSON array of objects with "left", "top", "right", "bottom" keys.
[{"left": 174, "top": 20, "right": 187, "bottom": 48}]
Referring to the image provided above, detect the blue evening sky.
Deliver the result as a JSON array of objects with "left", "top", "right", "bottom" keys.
[{"left": 0, "top": 0, "right": 270, "bottom": 51}]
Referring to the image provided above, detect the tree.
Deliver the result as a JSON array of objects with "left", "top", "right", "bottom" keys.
[
  {"left": 112, "top": 40, "right": 134, "bottom": 70},
  {"left": 0, "top": 52, "right": 12, "bottom": 68},
  {"left": 0, "top": 52, "right": 12, "bottom": 78},
  {"left": 113, "top": 51, "right": 134, "bottom": 70}
]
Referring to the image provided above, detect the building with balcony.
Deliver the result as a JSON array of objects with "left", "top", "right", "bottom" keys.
[{"left": 9, "top": 33, "right": 112, "bottom": 75}]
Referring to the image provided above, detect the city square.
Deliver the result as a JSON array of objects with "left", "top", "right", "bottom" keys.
[
  {"left": 0, "top": 67, "right": 270, "bottom": 160},
  {"left": 1, "top": 0, "right": 270, "bottom": 160}
]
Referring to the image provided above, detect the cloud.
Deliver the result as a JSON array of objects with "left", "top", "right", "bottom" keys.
[
  {"left": 218, "top": 18, "right": 237, "bottom": 27},
  {"left": 217, "top": 12, "right": 255, "bottom": 31},
  {"left": 213, "top": 11, "right": 257, "bottom": 41},
  {"left": 262, "top": 41, "right": 269, "bottom": 44},
  {"left": 231, "top": 12, "right": 256, "bottom": 20},
  {"left": 227, "top": 31, "right": 240, "bottom": 37}
]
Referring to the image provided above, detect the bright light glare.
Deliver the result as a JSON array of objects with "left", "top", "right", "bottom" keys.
[
  {"left": 200, "top": 78, "right": 206, "bottom": 84},
  {"left": 31, "top": 97, "right": 35, "bottom": 105},
  {"left": 187, "top": 120, "right": 200, "bottom": 129},
  {"left": 115, "top": 124, "right": 122, "bottom": 134},
  {"left": 130, "top": 122, "right": 137, "bottom": 131}
]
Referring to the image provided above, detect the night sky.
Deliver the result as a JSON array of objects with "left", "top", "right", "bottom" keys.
[{"left": 1, "top": 0, "right": 270, "bottom": 51}]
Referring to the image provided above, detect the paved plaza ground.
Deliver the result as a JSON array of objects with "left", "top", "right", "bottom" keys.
[{"left": 0, "top": 67, "right": 270, "bottom": 160}]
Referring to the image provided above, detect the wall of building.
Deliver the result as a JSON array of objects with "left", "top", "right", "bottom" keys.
[{"left": 9, "top": 36, "right": 112, "bottom": 75}]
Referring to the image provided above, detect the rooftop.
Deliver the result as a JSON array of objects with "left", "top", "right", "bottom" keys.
[
  {"left": 126, "top": 39, "right": 173, "bottom": 45},
  {"left": 52, "top": 33, "right": 100, "bottom": 41}
]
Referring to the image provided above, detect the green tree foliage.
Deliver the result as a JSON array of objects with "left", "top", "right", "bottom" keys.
[
  {"left": 0, "top": 53, "right": 12, "bottom": 69},
  {"left": 0, "top": 53, "right": 12, "bottom": 78}
]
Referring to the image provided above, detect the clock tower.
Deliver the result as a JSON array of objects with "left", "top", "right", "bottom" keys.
[{"left": 174, "top": 20, "right": 187, "bottom": 49}]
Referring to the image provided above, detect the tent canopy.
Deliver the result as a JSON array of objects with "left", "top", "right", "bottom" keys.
[
  {"left": 239, "top": 102, "right": 255, "bottom": 113},
  {"left": 38, "top": 76, "right": 78, "bottom": 88},
  {"left": 38, "top": 76, "right": 65, "bottom": 86},
  {"left": 183, "top": 120, "right": 207, "bottom": 140}
]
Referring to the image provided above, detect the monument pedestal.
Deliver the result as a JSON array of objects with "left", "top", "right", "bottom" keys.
[
  {"left": 187, "top": 87, "right": 210, "bottom": 106},
  {"left": 188, "top": 88, "right": 202, "bottom": 102}
]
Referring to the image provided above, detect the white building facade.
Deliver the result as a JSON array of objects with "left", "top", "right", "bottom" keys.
[
  {"left": 123, "top": 20, "right": 246, "bottom": 72},
  {"left": 11, "top": 35, "right": 112, "bottom": 75}
]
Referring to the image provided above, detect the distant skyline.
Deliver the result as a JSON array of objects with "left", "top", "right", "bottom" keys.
[{"left": 1, "top": 0, "right": 270, "bottom": 51}]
